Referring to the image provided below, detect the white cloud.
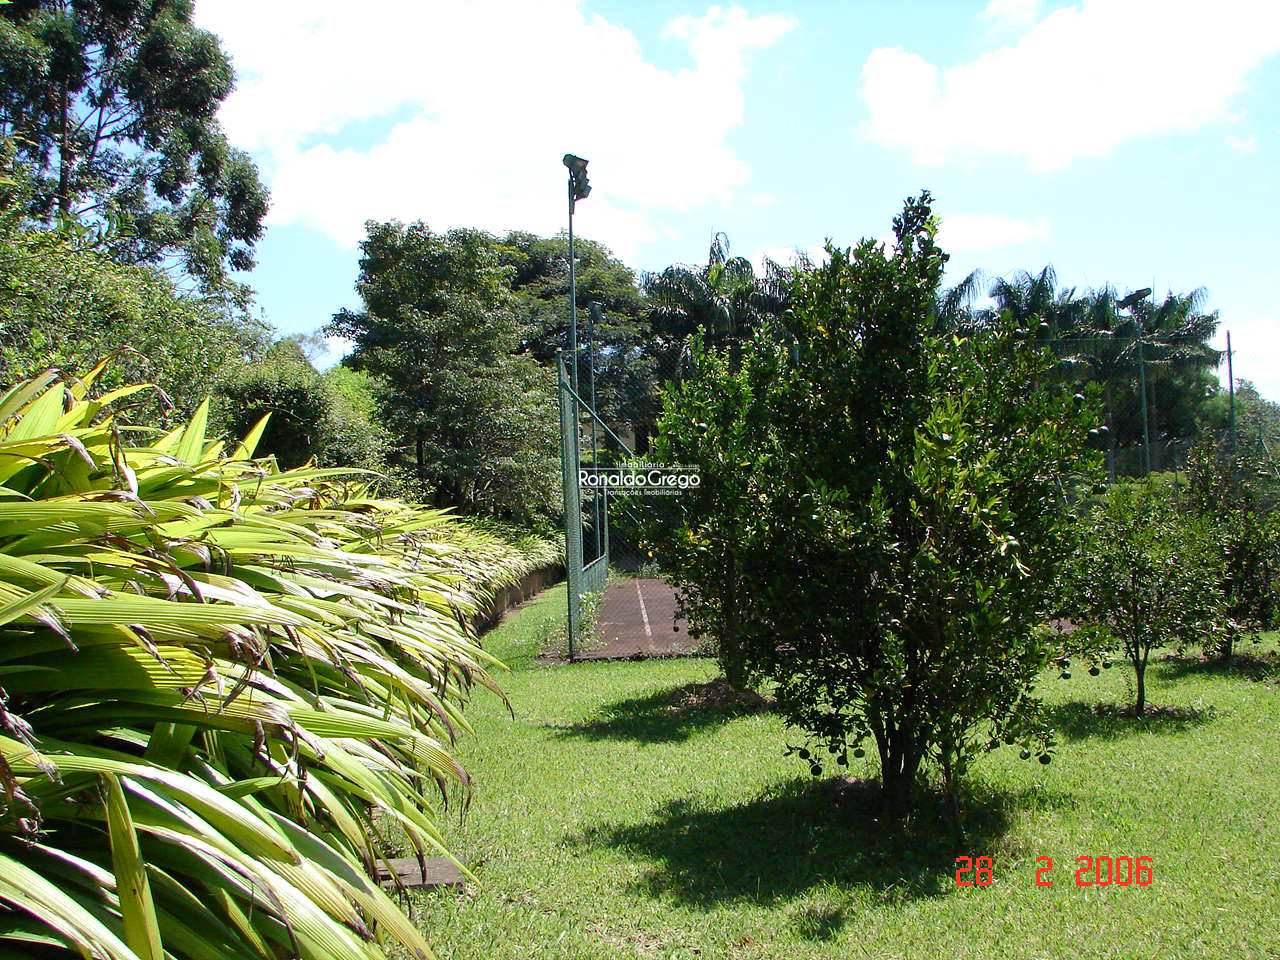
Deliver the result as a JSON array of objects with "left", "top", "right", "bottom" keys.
[
  {"left": 1226, "top": 134, "right": 1259, "bottom": 153},
  {"left": 195, "top": 2, "right": 795, "bottom": 261},
  {"left": 860, "top": 0, "right": 1280, "bottom": 170},
  {"left": 981, "top": 0, "right": 1043, "bottom": 32},
  {"left": 936, "top": 213, "right": 1049, "bottom": 252}
]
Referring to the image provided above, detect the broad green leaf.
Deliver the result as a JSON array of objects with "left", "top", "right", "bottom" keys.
[
  {"left": 0, "top": 851, "right": 141, "bottom": 960},
  {"left": 104, "top": 774, "right": 165, "bottom": 960},
  {"left": 0, "top": 578, "right": 67, "bottom": 630}
]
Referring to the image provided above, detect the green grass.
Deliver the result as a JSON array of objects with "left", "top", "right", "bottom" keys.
[{"left": 408, "top": 586, "right": 1280, "bottom": 960}]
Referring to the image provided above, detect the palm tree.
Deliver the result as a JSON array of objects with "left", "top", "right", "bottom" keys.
[
  {"left": 941, "top": 266, "right": 1083, "bottom": 345},
  {"left": 946, "top": 267, "right": 1222, "bottom": 477},
  {"left": 1055, "top": 287, "right": 1220, "bottom": 475},
  {"left": 937, "top": 268, "right": 985, "bottom": 332},
  {"left": 1131, "top": 289, "right": 1222, "bottom": 465},
  {"left": 1061, "top": 288, "right": 1136, "bottom": 477},
  {"left": 643, "top": 233, "right": 786, "bottom": 374},
  {"left": 989, "top": 266, "right": 1063, "bottom": 324}
]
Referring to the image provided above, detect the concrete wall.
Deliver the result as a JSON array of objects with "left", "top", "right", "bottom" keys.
[{"left": 472, "top": 564, "right": 564, "bottom": 634}]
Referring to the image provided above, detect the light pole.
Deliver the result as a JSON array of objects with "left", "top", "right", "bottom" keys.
[
  {"left": 563, "top": 154, "right": 590, "bottom": 397},
  {"left": 1118, "top": 288, "right": 1153, "bottom": 474},
  {"left": 561, "top": 154, "right": 592, "bottom": 654}
]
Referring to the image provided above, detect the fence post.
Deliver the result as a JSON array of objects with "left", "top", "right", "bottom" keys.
[{"left": 557, "top": 352, "right": 582, "bottom": 659}]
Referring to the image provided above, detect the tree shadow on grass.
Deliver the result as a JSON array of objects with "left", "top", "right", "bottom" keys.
[
  {"left": 553, "top": 678, "right": 774, "bottom": 744},
  {"left": 1153, "top": 651, "right": 1280, "bottom": 683},
  {"left": 1046, "top": 700, "right": 1215, "bottom": 741},
  {"left": 574, "top": 775, "right": 1046, "bottom": 925},
  {"left": 790, "top": 903, "right": 847, "bottom": 941}
]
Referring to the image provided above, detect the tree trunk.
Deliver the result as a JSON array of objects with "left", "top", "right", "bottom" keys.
[
  {"left": 940, "top": 747, "right": 961, "bottom": 833},
  {"left": 1134, "top": 657, "right": 1146, "bottom": 717},
  {"left": 1218, "top": 632, "right": 1235, "bottom": 661},
  {"left": 58, "top": 81, "right": 72, "bottom": 217},
  {"left": 875, "top": 723, "right": 922, "bottom": 815},
  {"left": 1104, "top": 383, "right": 1117, "bottom": 481},
  {"left": 719, "top": 545, "right": 745, "bottom": 689}
]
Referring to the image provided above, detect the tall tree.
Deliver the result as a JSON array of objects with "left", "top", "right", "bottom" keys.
[
  {"left": 1202, "top": 379, "right": 1280, "bottom": 460},
  {"left": 987, "top": 267, "right": 1074, "bottom": 331},
  {"left": 1130, "top": 288, "right": 1221, "bottom": 457},
  {"left": 498, "top": 230, "right": 658, "bottom": 437},
  {"left": 1062, "top": 287, "right": 1220, "bottom": 471},
  {"left": 328, "top": 221, "right": 559, "bottom": 524},
  {"left": 643, "top": 232, "right": 787, "bottom": 372},
  {"left": 656, "top": 194, "right": 1100, "bottom": 812},
  {"left": 0, "top": 0, "right": 268, "bottom": 289},
  {"left": 0, "top": 154, "right": 266, "bottom": 419},
  {"left": 501, "top": 230, "right": 646, "bottom": 363},
  {"left": 943, "top": 267, "right": 1224, "bottom": 475}
]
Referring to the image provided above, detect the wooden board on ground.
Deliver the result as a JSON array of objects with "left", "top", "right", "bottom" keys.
[{"left": 376, "top": 856, "right": 465, "bottom": 890}]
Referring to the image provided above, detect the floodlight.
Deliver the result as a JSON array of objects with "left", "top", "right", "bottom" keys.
[
  {"left": 563, "top": 154, "right": 590, "bottom": 202},
  {"left": 1117, "top": 288, "right": 1152, "bottom": 310}
]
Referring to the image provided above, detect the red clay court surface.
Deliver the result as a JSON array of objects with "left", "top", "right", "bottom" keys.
[{"left": 584, "top": 577, "right": 698, "bottom": 660}]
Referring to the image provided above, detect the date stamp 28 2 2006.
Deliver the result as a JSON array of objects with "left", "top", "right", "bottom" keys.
[{"left": 955, "top": 855, "right": 1153, "bottom": 888}]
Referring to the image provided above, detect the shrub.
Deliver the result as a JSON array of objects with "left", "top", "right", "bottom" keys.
[
  {"left": 1065, "top": 479, "right": 1225, "bottom": 715},
  {"left": 1183, "top": 436, "right": 1280, "bottom": 658},
  {"left": 650, "top": 330, "right": 789, "bottom": 689},
  {"left": 0, "top": 367, "right": 504, "bottom": 959},
  {"left": 656, "top": 194, "right": 1099, "bottom": 812},
  {"left": 216, "top": 341, "right": 391, "bottom": 472}
]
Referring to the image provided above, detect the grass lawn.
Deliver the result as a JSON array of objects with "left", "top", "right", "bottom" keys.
[{"left": 404, "top": 585, "right": 1280, "bottom": 960}]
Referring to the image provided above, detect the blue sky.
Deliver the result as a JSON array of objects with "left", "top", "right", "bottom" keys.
[{"left": 195, "top": 0, "right": 1280, "bottom": 395}]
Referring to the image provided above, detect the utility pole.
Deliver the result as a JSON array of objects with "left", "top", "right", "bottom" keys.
[
  {"left": 1118, "top": 288, "right": 1153, "bottom": 475},
  {"left": 1227, "top": 330, "right": 1237, "bottom": 453}
]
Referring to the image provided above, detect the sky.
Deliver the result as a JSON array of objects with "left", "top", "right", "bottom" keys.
[{"left": 194, "top": 0, "right": 1280, "bottom": 396}]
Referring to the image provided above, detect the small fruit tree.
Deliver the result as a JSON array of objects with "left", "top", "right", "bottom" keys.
[
  {"left": 1066, "top": 479, "right": 1224, "bottom": 715},
  {"left": 1183, "top": 437, "right": 1280, "bottom": 659},
  {"left": 657, "top": 193, "right": 1099, "bottom": 812},
  {"left": 649, "top": 329, "right": 791, "bottom": 689}
]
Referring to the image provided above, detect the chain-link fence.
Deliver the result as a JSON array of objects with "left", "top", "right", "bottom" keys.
[
  {"left": 1108, "top": 437, "right": 1196, "bottom": 479},
  {"left": 558, "top": 320, "right": 693, "bottom": 659}
]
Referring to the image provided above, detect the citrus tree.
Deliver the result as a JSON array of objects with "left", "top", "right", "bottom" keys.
[
  {"left": 650, "top": 329, "right": 790, "bottom": 689},
  {"left": 1183, "top": 436, "right": 1280, "bottom": 659},
  {"left": 1065, "top": 479, "right": 1225, "bottom": 715},
  {"left": 658, "top": 193, "right": 1099, "bottom": 812}
]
